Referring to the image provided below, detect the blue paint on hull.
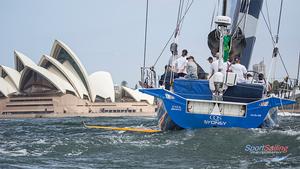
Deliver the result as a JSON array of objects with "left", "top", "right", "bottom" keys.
[{"left": 140, "top": 88, "right": 296, "bottom": 130}]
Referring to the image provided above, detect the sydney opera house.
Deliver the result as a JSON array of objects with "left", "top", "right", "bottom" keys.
[{"left": 0, "top": 40, "right": 154, "bottom": 118}]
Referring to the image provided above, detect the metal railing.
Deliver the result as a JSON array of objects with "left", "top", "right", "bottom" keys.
[{"left": 140, "top": 67, "right": 157, "bottom": 88}]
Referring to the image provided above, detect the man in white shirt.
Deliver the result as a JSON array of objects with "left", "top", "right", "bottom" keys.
[
  {"left": 174, "top": 49, "right": 188, "bottom": 77},
  {"left": 246, "top": 73, "right": 254, "bottom": 84},
  {"left": 207, "top": 57, "right": 214, "bottom": 79},
  {"left": 208, "top": 53, "right": 223, "bottom": 79},
  {"left": 256, "top": 73, "right": 266, "bottom": 84},
  {"left": 231, "top": 57, "right": 247, "bottom": 83},
  {"left": 223, "top": 57, "right": 233, "bottom": 73},
  {"left": 168, "top": 43, "right": 179, "bottom": 67}
]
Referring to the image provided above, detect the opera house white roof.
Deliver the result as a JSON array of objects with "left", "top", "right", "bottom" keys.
[
  {"left": 0, "top": 40, "right": 115, "bottom": 102},
  {"left": 122, "top": 86, "right": 154, "bottom": 104}
]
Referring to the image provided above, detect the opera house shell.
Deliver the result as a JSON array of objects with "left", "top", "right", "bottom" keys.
[
  {"left": 0, "top": 40, "right": 156, "bottom": 117},
  {"left": 0, "top": 40, "right": 115, "bottom": 102}
]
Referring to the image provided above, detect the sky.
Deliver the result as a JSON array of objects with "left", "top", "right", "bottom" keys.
[{"left": 0, "top": 0, "right": 299, "bottom": 87}]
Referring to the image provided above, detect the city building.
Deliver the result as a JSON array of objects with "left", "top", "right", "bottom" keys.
[{"left": 252, "top": 60, "right": 266, "bottom": 80}]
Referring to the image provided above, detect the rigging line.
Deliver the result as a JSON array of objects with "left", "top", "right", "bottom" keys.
[
  {"left": 179, "top": 0, "right": 193, "bottom": 33},
  {"left": 266, "top": 55, "right": 275, "bottom": 91},
  {"left": 264, "top": 0, "right": 290, "bottom": 78},
  {"left": 242, "top": 0, "right": 250, "bottom": 33},
  {"left": 179, "top": 0, "right": 185, "bottom": 21},
  {"left": 276, "top": 0, "right": 290, "bottom": 79},
  {"left": 173, "top": 0, "right": 194, "bottom": 42},
  {"left": 265, "top": 49, "right": 290, "bottom": 88},
  {"left": 179, "top": 0, "right": 194, "bottom": 29},
  {"left": 278, "top": 51, "right": 290, "bottom": 78},
  {"left": 261, "top": 10, "right": 275, "bottom": 44},
  {"left": 265, "top": 0, "right": 273, "bottom": 36},
  {"left": 276, "top": 0, "right": 284, "bottom": 43},
  {"left": 232, "top": 0, "right": 250, "bottom": 38},
  {"left": 163, "top": 67, "right": 168, "bottom": 89},
  {"left": 152, "top": 31, "right": 176, "bottom": 68},
  {"left": 170, "top": 0, "right": 188, "bottom": 83},
  {"left": 175, "top": 0, "right": 184, "bottom": 38},
  {"left": 143, "top": 0, "right": 149, "bottom": 68},
  {"left": 297, "top": 52, "right": 300, "bottom": 86},
  {"left": 152, "top": 0, "right": 193, "bottom": 67},
  {"left": 176, "top": 0, "right": 193, "bottom": 39},
  {"left": 230, "top": 3, "right": 249, "bottom": 53},
  {"left": 232, "top": 9, "right": 247, "bottom": 37},
  {"left": 177, "top": 0, "right": 186, "bottom": 38},
  {"left": 177, "top": 0, "right": 184, "bottom": 25}
]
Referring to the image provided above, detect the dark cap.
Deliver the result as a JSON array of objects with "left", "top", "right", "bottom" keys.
[
  {"left": 170, "top": 43, "right": 178, "bottom": 55},
  {"left": 164, "top": 65, "right": 171, "bottom": 69},
  {"left": 182, "top": 49, "right": 188, "bottom": 56},
  {"left": 207, "top": 57, "right": 213, "bottom": 61},
  {"left": 234, "top": 56, "right": 241, "bottom": 62},
  {"left": 187, "top": 56, "right": 194, "bottom": 60}
]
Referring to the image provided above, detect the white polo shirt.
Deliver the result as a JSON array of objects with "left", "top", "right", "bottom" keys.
[
  {"left": 168, "top": 54, "right": 180, "bottom": 67},
  {"left": 231, "top": 63, "right": 247, "bottom": 83},
  {"left": 210, "top": 59, "right": 224, "bottom": 76},
  {"left": 175, "top": 56, "right": 187, "bottom": 74}
]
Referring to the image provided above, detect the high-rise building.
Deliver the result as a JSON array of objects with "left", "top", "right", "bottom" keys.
[{"left": 252, "top": 60, "right": 266, "bottom": 80}]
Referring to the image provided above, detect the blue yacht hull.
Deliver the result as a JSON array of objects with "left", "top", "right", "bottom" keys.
[{"left": 140, "top": 88, "right": 295, "bottom": 130}]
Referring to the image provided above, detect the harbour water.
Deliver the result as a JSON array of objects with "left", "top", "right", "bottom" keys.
[{"left": 0, "top": 115, "right": 299, "bottom": 169}]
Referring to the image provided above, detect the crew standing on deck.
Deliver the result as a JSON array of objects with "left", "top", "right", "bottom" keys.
[
  {"left": 224, "top": 56, "right": 233, "bottom": 73},
  {"left": 185, "top": 56, "right": 198, "bottom": 79},
  {"left": 207, "top": 56, "right": 214, "bottom": 79},
  {"left": 207, "top": 53, "right": 223, "bottom": 79},
  {"left": 168, "top": 43, "right": 179, "bottom": 68},
  {"left": 174, "top": 49, "right": 188, "bottom": 77},
  {"left": 159, "top": 65, "right": 178, "bottom": 90},
  {"left": 231, "top": 57, "right": 247, "bottom": 83}
]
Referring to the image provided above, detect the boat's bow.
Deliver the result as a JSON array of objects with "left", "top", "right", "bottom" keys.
[
  {"left": 139, "top": 88, "right": 186, "bottom": 103},
  {"left": 247, "top": 97, "right": 296, "bottom": 109}
]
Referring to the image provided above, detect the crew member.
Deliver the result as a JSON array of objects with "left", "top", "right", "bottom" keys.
[
  {"left": 168, "top": 43, "right": 179, "bottom": 68},
  {"left": 159, "top": 65, "right": 177, "bottom": 90},
  {"left": 208, "top": 53, "right": 222, "bottom": 79},
  {"left": 174, "top": 49, "right": 188, "bottom": 77},
  {"left": 185, "top": 56, "right": 198, "bottom": 79},
  {"left": 231, "top": 57, "right": 247, "bottom": 83}
]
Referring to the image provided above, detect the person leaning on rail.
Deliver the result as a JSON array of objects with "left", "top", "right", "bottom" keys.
[{"left": 159, "top": 65, "right": 178, "bottom": 90}]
